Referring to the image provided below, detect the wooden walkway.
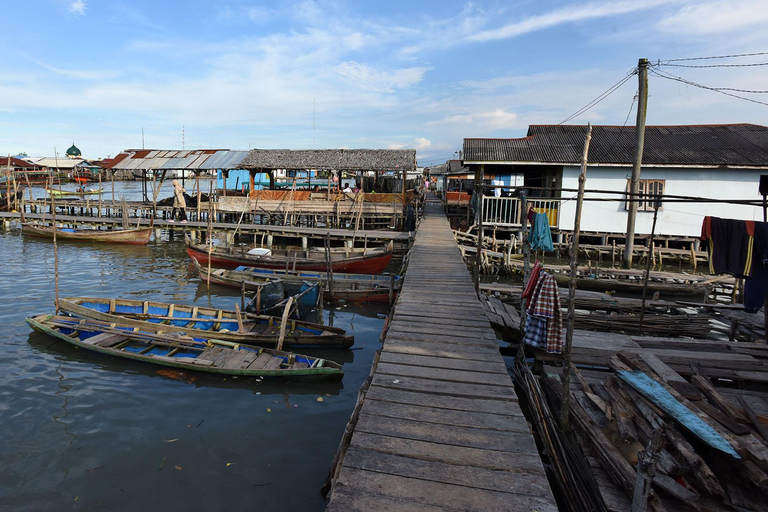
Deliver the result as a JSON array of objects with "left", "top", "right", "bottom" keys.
[{"left": 326, "top": 196, "right": 557, "bottom": 511}]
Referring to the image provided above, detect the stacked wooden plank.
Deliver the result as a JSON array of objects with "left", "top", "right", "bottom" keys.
[
  {"left": 325, "top": 197, "right": 557, "bottom": 511},
  {"left": 541, "top": 352, "right": 768, "bottom": 511}
]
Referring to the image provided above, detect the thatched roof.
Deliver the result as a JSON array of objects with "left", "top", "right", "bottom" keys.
[{"left": 240, "top": 149, "right": 417, "bottom": 171}]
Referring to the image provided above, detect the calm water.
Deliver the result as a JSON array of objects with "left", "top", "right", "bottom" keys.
[{"left": 0, "top": 203, "right": 388, "bottom": 511}]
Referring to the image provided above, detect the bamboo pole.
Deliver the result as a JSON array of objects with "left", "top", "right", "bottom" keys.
[
  {"left": 51, "top": 179, "right": 60, "bottom": 313},
  {"left": 560, "top": 123, "right": 592, "bottom": 433}
]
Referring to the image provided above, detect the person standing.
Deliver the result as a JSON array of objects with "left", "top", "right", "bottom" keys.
[{"left": 169, "top": 179, "right": 187, "bottom": 223}]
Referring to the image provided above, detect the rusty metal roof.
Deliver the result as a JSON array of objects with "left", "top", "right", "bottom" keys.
[{"left": 463, "top": 124, "right": 768, "bottom": 168}]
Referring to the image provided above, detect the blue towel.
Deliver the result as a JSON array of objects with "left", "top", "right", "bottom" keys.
[{"left": 529, "top": 213, "right": 554, "bottom": 251}]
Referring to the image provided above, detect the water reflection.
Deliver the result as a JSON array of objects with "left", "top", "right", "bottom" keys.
[{"left": 2, "top": 194, "right": 387, "bottom": 511}]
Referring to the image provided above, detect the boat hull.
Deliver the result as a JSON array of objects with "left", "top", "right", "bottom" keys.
[
  {"left": 192, "top": 257, "right": 399, "bottom": 303},
  {"left": 58, "top": 297, "right": 353, "bottom": 349},
  {"left": 186, "top": 239, "right": 393, "bottom": 274},
  {"left": 22, "top": 223, "right": 153, "bottom": 244},
  {"left": 27, "top": 314, "right": 343, "bottom": 380}
]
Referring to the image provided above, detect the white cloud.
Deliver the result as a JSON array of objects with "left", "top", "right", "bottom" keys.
[
  {"left": 657, "top": 0, "right": 768, "bottom": 35},
  {"left": 415, "top": 138, "right": 431, "bottom": 149},
  {"left": 333, "top": 61, "right": 429, "bottom": 93},
  {"left": 69, "top": 0, "right": 86, "bottom": 16},
  {"left": 468, "top": 0, "right": 671, "bottom": 42}
]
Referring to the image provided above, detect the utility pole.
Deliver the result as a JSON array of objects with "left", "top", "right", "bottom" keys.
[{"left": 623, "top": 58, "right": 648, "bottom": 269}]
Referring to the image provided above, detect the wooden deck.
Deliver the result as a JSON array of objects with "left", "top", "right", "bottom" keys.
[{"left": 325, "top": 196, "right": 557, "bottom": 511}]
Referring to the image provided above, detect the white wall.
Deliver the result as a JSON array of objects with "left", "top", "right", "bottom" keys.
[{"left": 558, "top": 166, "right": 764, "bottom": 237}]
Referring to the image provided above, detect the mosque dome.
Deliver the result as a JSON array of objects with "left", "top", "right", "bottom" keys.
[{"left": 66, "top": 143, "right": 81, "bottom": 158}]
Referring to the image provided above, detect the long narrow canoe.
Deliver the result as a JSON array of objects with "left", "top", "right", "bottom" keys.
[
  {"left": 27, "top": 314, "right": 343, "bottom": 380},
  {"left": 58, "top": 297, "right": 353, "bottom": 349},
  {"left": 192, "top": 256, "right": 400, "bottom": 303},
  {"left": 47, "top": 188, "right": 103, "bottom": 197},
  {"left": 186, "top": 235, "right": 393, "bottom": 274},
  {"left": 22, "top": 223, "right": 153, "bottom": 245}
]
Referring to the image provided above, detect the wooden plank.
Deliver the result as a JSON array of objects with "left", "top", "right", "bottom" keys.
[
  {"left": 247, "top": 351, "right": 274, "bottom": 370},
  {"left": 365, "top": 386, "right": 522, "bottom": 415},
  {"left": 262, "top": 356, "right": 283, "bottom": 370},
  {"left": 375, "top": 362, "right": 513, "bottom": 387},
  {"left": 342, "top": 447, "right": 553, "bottom": 497},
  {"left": 219, "top": 349, "right": 252, "bottom": 369},
  {"left": 332, "top": 467, "right": 557, "bottom": 512},
  {"left": 378, "top": 351, "right": 508, "bottom": 374},
  {"left": 355, "top": 412, "right": 538, "bottom": 454},
  {"left": 327, "top": 487, "right": 446, "bottom": 512},
  {"left": 363, "top": 399, "right": 528, "bottom": 431},
  {"left": 384, "top": 330, "right": 497, "bottom": 346},
  {"left": 370, "top": 374, "right": 515, "bottom": 400}
]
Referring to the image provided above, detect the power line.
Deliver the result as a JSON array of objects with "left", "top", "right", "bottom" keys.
[
  {"left": 558, "top": 69, "right": 637, "bottom": 125},
  {"left": 663, "top": 51, "right": 768, "bottom": 62},
  {"left": 649, "top": 67, "right": 768, "bottom": 108},
  {"left": 662, "top": 61, "right": 768, "bottom": 68}
]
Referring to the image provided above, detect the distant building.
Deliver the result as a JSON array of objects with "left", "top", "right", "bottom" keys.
[
  {"left": 66, "top": 143, "right": 82, "bottom": 159},
  {"left": 463, "top": 124, "right": 768, "bottom": 237}
]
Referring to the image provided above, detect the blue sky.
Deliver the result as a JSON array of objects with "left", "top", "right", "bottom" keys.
[{"left": 2, "top": 0, "right": 768, "bottom": 165}]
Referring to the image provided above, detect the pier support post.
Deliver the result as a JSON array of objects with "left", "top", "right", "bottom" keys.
[
  {"left": 154, "top": 228, "right": 162, "bottom": 240},
  {"left": 267, "top": 235, "right": 273, "bottom": 250},
  {"left": 302, "top": 237, "right": 308, "bottom": 251}
]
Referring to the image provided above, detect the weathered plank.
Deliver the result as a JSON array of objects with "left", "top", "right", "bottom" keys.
[
  {"left": 378, "top": 351, "right": 509, "bottom": 374},
  {"left": 362, "top": 399, "right": 528, "bottom": 431},
  {"left": 375, "top": 362, "right": 513, "bottom": 387},
  {"left": 364, "top": 386, "right": 522, "bottom": 415}
]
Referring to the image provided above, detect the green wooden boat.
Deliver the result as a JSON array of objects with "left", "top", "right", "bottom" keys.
[
  {"left": 58, "top": 296, "right": 353, "bottom": 349},
  {"left": 27, "top": 314, "right": 343, "bottom": 380}
]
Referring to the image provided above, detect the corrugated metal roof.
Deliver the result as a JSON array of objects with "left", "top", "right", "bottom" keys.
[
  {"left": 240, "top": 149, "right": 417, "bottom": 171},
  {"left": 463, "top": 124, "right": 768, "bottom": 167},
  {"left": 197, "top": 150, "right": 250, "bottom": 169}
]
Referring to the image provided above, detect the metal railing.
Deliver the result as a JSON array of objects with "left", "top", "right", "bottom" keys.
[{"left": 481, "top": 196, "right": 560, "bottom": 228}]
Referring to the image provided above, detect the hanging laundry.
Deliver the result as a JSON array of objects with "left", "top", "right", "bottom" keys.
[
  {"left": 522, "top": 261, "right": 542, "bottom": 299},
  {"left": 745, "top": 222, "right": 768, "bottom": 313},
  {"left": 522, "top": 268, "right": 563, "bottom": 354},
  {"left": 701, "top": 216, "right": 767, "bottom": 314},
  {"left": 529, "top": 212, "right": 554, "bottom": 252},
  {"left": 701, "top": 216, "right": 754, "bottom": 277}
]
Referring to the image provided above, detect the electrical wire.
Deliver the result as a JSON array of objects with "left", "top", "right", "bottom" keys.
[
  {"left": 649, "top": 67, "right": 768, "bottom": 107},
  {"left": 662, "top": 62, "right": 768, "bottom": 68},
  {"left": 558, "top": 69, "right": 637, "bottom": 125},
  {"left": 663, "top": 51, "right": 768, "bottom": 62}
]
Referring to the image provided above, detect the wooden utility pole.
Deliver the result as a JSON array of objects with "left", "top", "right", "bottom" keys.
[
  {"left": 623, "top": 58, "right": 648, "bottom": 269},
  {"left": 560, "top": 123, "right": 592, "bottom": 432},
  {"left": 473, "top": 164, "right": 485, "bottom": 293}
]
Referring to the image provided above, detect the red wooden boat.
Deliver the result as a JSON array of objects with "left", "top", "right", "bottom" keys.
[{"left": 186, "top": 235, "right": 393, "bottom": 274}]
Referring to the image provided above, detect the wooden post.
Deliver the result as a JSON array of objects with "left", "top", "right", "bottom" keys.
[
  {"left": 639, "top": 197, "right": 660, "bottom": 328},
  {"left": 624, "top": 58, "right": 648, "bottom": 268},
  {"left": 519, "top": 190, "right": 530, "bottom": 330},
  {"left": 560, "top": 123, "right": 592, "bottom": 433},
  {"left": 631, "top": 430, "right": 664, "bottom": 512},
  {"left": 240, "top": 281, "right": 247, "bottom": 312},
  {"left": 325, "top": 234, "right": 335, "bottom": 302},
  {"left": 276, "top": 297, "right": 295, "bottom": 351},
  {"left": 98, "top": 172, "right": 102, "bottom": 218},
  {"left": 473, "top": 164, "right": 485, "bottom": 293},
  {"left": 235, "top": 304, "right": 244, "bottom": 333},
  {"left": 51, "top": 180, "right": 60, "bottom": 313}
]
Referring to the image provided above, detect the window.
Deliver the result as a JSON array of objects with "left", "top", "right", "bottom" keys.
[{"left": 625, "top": 179, "right": 664, "bottom": 211}]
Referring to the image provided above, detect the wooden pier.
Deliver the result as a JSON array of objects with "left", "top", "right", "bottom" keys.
[{"left": 325, "top": 196, "right": 557, "bottom": 510}]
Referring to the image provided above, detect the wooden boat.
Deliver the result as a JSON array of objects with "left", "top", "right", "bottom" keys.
[
  {"left": 47, "top": 188, "right": 103, "bottom": 197},
  {"left": 27, "top": 314, "right": 343, "bottom": 380},
  {"left": 186, "top": 235, "right": 393, "bottom": 274},
  {"left": 22, "top": 223, "right": 153, "bottom": 244},
  {"left": 192, "top": 256, "right": 400, "bottom": 302},
  {"left": 58, "top": 297, "right": 354, "bottom": 349}
]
